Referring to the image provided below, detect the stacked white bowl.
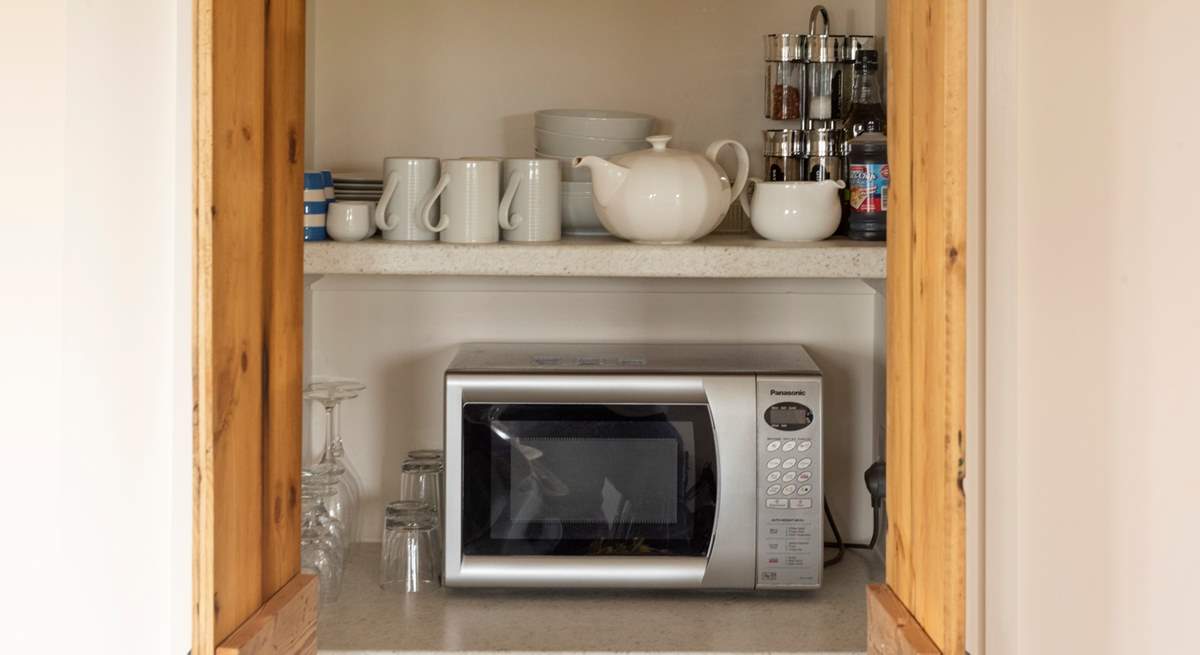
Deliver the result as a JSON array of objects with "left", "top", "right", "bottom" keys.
[{"left": 534, "top": 109, "right": 655, "bottom": 236}]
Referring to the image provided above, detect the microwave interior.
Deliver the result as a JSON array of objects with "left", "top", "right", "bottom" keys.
[{"left": 460, "top": 402, "right": 717, "bottom": 557}]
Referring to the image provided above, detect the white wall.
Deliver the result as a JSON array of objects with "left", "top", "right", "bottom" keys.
[
  {"left": 309, "top": 277, "right": 885, "bottom": 544},
  {"left": 308, "top": 0, "right": 876, "bottom": 178},
  {"left": 0, "top": 2, "right": 192, "bottom": 654},
  {"left": 985, "top": 0, "right": 1200, "bottom": 652}
]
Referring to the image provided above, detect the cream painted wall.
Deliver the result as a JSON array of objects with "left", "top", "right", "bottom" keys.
[
  {"left": 308, "top": 0, "right": 876, "bottom": 176},
  {"left": 308, "top": 277, "right": 885, "bottom": 545},
  {"left": 985, "top": 0, "right": 1200, "bottom": 652},
  {"left": 1, "top": 1, "right": 192, "bottom": 653}
]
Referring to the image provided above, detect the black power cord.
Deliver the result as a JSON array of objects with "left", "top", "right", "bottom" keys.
[{"left": 823, "top": 461, "right": 885, "bottom": 567}]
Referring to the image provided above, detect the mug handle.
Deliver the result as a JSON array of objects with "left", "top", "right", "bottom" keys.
[
  {"left": 374, "top": 171, "right": 402, "bottom": 231},
  {"left": 419, "top": 173, "right": 452, "bottom": 233},
  {"left": 739, "top": 177, "right": 763, "bottom": 218},
  {"left": 498, "top": 171, "right": 524, "bottom": 230},
  {"left": 705, "top": 139, "right": 751, "bottom": 208}
]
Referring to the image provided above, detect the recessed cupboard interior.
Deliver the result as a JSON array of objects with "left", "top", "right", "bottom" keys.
[{"left": 195, "top": 0, "right": 965, "bottom": 654}]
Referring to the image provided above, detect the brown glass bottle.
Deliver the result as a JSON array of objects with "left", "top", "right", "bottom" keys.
[{"left": 845, "top": 50, "right": 885, "bottom": 139}]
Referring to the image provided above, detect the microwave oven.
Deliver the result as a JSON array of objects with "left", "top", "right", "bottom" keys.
[{"left": 443, "top": 343, "right": 824, "bottom": 590}]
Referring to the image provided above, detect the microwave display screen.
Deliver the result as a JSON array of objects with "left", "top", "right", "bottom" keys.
[{"left": 460, "top": 403, "right": 717, "bottom": 557}]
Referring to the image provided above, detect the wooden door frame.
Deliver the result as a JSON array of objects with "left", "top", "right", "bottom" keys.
[
  {"left": 870, "top": 0, "right": 968, "bottom": 653},
  {"left": 193, "top": 0, "right": 313, "bottom": 653},
  {"left": 192, "top": 0, "right": 969, "bottom": 653}
]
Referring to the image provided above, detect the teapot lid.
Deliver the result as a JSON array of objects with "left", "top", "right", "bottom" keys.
[{"left": 646, "top": 135, "right": 672, "bottom": 151}]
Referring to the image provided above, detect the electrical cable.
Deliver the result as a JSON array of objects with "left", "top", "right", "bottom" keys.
[{"left": 822, "top": 460, "right": 885, "bottom": 567}]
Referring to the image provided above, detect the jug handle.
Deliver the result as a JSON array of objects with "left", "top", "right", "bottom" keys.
[
  {"left": 739, "top": 177, "right": 762, "bottom": 218},
  {"left": 419, "top": 173, "right": 452, "bottom": 233},
  {"left": 705, "top": 140, "right": 750, "bottom": 208},
  {"left": 374, "top": 171, "right": 402, "bottom": 231},
  {"left": 809, "top": 5, "right": 830, "bottom": 36},
  {"left": 498, "top": 171, "right": 524, "bottom": 230}
]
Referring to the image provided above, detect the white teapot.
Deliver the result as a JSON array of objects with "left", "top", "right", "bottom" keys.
[{"left": 573, "top": 135, "right": 749, "bottom": 244}]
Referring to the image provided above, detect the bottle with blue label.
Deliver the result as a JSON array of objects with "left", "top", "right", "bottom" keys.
[{"left": 846, "top": 132, "right": 888, "bottom": 241}]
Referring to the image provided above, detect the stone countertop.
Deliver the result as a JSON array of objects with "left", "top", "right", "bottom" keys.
[
  {"left": 304, "top": 235, "right": 886, "bottom": 280},
  {"left": 317, "top": 543, "right": 880, "bottom": 655}
]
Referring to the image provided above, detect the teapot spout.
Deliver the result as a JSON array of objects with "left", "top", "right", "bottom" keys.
[{"left": 572, "top": 155, "right": 629, "bottom": 207}]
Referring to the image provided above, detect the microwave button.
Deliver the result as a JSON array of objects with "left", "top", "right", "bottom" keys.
[
  {"left": 798, "top": 471, "right": 812, "bottom": 482},
  {"left": 767, "top": 457, "right": 782, "bottom": 469},
  {"left": 782, "top": 484, "right": 797, "bottom": 495},
  {"left": 789, "top": 498, "right": 814, "bottom": 509},
  {"left": 766, "top": 498, "right": 789, "bottom": 509},
  {"left": 797, "top": 484, "right": 813, "bottom": 496},
  {"left": 797, "top": 440, "right": 812, "bottom": 452},
  {"left": 767, "top": 440, "right": 782, "bottom": 452},
  {"left": 767, "top": 471, "right": 782, "bottom": 482},
  {"left": 797, "top": 457, "right": 813, "bottom": 469},
  {"left": 782, "top": 440, "right": 797, "bottom": 452},
  {"left": 782, "top": 457, "right": 797, "bottom": 469},
  {"left": 767, "top": 484, "right": 783, "bottom": 495},
  {"left": 782, "top": 471, "right": 797, "bottom": 482}
]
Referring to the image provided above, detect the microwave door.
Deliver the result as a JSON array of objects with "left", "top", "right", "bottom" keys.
[{"left": 462, "top": 403, "right": 715, "bottom": 558}]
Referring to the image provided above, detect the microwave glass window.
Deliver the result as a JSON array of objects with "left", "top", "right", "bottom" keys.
[{"left": 461, "top": 404, "right": 717, "bottom": 557}]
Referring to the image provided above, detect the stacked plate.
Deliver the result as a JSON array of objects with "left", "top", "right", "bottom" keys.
[
  {"left": 534, "top": 109, "right": 655, "bottom": 235},
  {"left": 333, "top": 172, "right": 383, "bottom": 202}
]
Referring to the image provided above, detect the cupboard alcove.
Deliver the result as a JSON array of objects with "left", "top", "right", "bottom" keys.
[{"left": 194, "top": 1, "right": 965, "bottom": 655}]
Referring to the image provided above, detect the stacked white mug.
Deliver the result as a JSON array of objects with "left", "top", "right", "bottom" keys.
[
  {"left": 375, "top": 157, "right": 441, "bottom": 241},
  {"left": 499, "top": 159, "right": 562, "bottom": 242},
  {"left": 371, "top": 155, "right": 564, "bottom": 244}
]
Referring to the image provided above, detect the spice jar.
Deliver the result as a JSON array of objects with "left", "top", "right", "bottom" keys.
[
  {"left": 804, "top": 6, "right": 857, "bottom": 122},
  {"left": 764, "top": 129, "right": 804, "bottom": 181},
  {"left": 763, "top": 33, "right": 806, "bottom": 121},
  {"left": 802, "top": 128, "right": 846, "bottom": 182}
]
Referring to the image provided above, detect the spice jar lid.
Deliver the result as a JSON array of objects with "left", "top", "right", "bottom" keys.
[
  {"left": 763, "top": 129, "right": 804, "bottom": 157},
  {"left": 845, "top": 35, "right": 877, "bottom": 62},
  {"left": 803, "top": 128, "right": 847, "bottom": 157},
  {"left": 764, "top": 33, "right": 807, "bottom": 62}
]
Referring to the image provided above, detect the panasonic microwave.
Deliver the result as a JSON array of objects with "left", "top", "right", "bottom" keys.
[{"left": 443, "top": 343, "right": 823, "bottom": 590}]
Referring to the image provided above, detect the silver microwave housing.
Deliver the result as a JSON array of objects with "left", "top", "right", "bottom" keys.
[{"left": 443, "top": 343, "right": 823, "bottom": 591}]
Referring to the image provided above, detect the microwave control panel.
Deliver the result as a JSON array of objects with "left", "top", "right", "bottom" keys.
[{"left": 754, "top": 375, "right": 823, "bottom": 589}]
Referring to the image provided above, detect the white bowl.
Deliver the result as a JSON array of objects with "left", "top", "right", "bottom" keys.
[
  {"left": 536, "top": 151, "right": 592, "bottom": 182},
  {"left": 535, "top": 109, "right": 655, "bottom": 140},
  {"left": 535, "top": 129, "right": 650, "bottom": 158},
  {"left": 561, "top": 184, "right": 606, "bottom": 235}
]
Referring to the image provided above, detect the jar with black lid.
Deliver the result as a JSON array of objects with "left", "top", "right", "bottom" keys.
[{"left": 763, "top": 129, "right": 804, "bottom": 181}]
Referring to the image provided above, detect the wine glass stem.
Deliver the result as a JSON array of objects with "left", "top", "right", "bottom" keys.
[
  {"left": 321, "top": 402, "right": 336, "bottom": 464},
  {"left": 333, "top": 401, "right": 344, "bottom": 455}
]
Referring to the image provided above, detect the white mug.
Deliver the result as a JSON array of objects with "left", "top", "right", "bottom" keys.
[
  {"left": 375, "top": 157, "right": 440, "bottom": 241},
  {"left": 421, "top": 159, "right": 502, "bottom": 244},
  {"left": 327, "top": 201, "right": 374, "bottom": 242},
  {"left": 739, "top": 178, "right": 846, "bottom": 242},
  {"left": 499, "top": 158, "right": 562, "bottom": 242}
]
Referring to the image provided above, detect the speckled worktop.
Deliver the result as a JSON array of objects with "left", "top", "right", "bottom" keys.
[
  {"left": 317, "top": 543, "right": 880, "bottom": 655},
  {"left": 303, "top": 235, "right": 886, "bottom": 279}
]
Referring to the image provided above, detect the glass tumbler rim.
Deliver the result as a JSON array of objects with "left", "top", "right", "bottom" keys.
[{"left": 401, "top": 459, "right": 445, "bottom": 473}]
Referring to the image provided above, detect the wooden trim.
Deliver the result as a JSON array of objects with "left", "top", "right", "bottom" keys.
[
  {"left": 261, "top": 0, "right": 306, "bottom": 598},
  {"left": 194, "top": 0, "right": 307, "bottom": 651},
  {"left": 867, "top": 584, "right": 941, "bottom": 655},
  {"left": 885, "top": 0, "right": 968, "bottom": 652},
  {"left": 192, "top": 0, "right": 215, "bottom": 652},
  {"left": 217, "top": 574, "right": 319, "bottom": 655}
]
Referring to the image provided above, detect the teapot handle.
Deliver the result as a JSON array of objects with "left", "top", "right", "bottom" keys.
[{"left": 705, "top": 140, "right": 750, "bottom": 209}]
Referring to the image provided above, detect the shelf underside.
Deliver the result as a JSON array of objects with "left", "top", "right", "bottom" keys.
[
  {"left": 317, "top": 543, "right": 881, "bottom": 654},
  {"left": 304, "top": 235, "right": 886, "bottom": 279}
]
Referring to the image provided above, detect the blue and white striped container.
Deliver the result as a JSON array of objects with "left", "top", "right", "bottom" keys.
[{"left": 304, "top": 171, "right": 327, "bottom": 241}]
